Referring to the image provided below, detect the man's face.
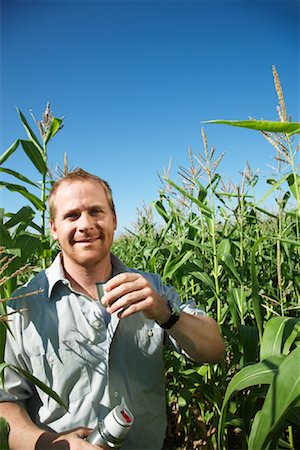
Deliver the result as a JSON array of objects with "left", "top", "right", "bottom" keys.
[{"left": 50, "top": 179, "right": 117, "bottom": 270}]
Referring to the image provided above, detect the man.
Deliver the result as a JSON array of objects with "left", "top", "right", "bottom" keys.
[{"left": 0, "top": 169, "right": 224, "bottom": 449}]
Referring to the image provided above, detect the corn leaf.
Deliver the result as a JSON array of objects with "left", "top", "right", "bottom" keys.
[
  {"left": 0, "top": 140, "right": 20, "bottom": 165},
  {"left": 218, "top": 355, "right": 285, "bottom": 449},
  {"left": 0, "top": 310, "right": 8, "bottom": 368},
  {"left": 190, "top": 271, "right": 216, "bottom": 293},
  {"left": 44, "top": 117, "right": 63, "bottom": 145},
  {"left": 248, "top": 346, "right": 300, "bottom": 450},
  {"left": 251, "top": 236, "right": 269, "bottom": 340},
  {"left": 257, "top": 173, "right": 290, "bottom": 205},
  {"left": 163, "top": 250, "right": 194, "bottom": 279},
  {"left": 204, "top": 120, "right": 300, "bottom": 135},
  {"left": 0, "top": 181, "right": 45, "bottom": 211},
  {"left": 3, "top": 206, "right": 35, "bottom": 230},
  {"left": 0, "top": 167, "right": 39, "bottom": 188},
  {"left": 227, "top": 287, "right": 248, "bottom": 323},
  {"left": 240, "top": 325, "right": 259, "bottom": 364},
  {"left": 0, "top": 416, "right": 10, "bottom": 450},
  {"left": 223, "top": 356, "right": 284, "bottom": 404},
  {"left": 260, "top": 316, "right": 300, "bottom": 361},
  {"left": 287, "top": 173, "right": 300, "bottom": 201},
  {"left": 154, "top": 200, "right": 170, "bottom": 223},
  {"left": 15, "top": 232, "right": 42, "bottom": 262},
  {"left": 0, "top": 224, "right": 14, "bottom": 248},
  {"left": 217, "top": 239, "right": 231, "bottom": 256},
  {"left": 0, "top": 363, "right": 68, "bottom": 411},
  {"left": 219, "top": 253, "right": 242, "bottom": 284},
  {"left": 20, "top": 140, "right": 47, "bottom": 175},
  {"left": 164, "top": 177, "right": 212, "bottom": 216},
  {"left": 16, "top": 108, "right": 43, "bottom": 152}
]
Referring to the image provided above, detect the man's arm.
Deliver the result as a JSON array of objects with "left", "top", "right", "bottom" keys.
[
  {"left": 0, "top": 401, "right": 97, "bottom": 450},
  {"left": 102, "top": 272, "right": 225, "bottom": 363},
  {"left": 165, "top": 312, "right": 224, "bottom": 363}
]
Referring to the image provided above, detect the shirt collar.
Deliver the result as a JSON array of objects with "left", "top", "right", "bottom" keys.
[{"left": 46, "top": 252, "right": 130, "bottom": 299}]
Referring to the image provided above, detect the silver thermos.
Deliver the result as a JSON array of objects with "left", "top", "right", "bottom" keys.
[{"left": 86, "top": 405, "right": 134, "bottom": 448}]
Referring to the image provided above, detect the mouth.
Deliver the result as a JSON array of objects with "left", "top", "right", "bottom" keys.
[{"left": 74, "top": 236, "right": 101, "bottom": 244}]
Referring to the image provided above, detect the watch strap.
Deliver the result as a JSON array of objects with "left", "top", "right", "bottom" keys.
[{"left": 157, "top": 299, "right": 180, "bottom": 330}]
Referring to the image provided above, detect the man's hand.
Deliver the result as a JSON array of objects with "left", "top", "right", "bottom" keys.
[
  {"left": 102, "top": 272, "right": 171, "bottom": 323},
  {"left": 35, "top": 427, "right": 103, "bottom": 449}
]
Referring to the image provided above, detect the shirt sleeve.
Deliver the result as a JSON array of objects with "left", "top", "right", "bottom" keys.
[
  {"left": 150, "top": 274, "right": 206, "bottom": 354},
  {"left": 167, "top": 298, "right": 206, "bottom": 355}
]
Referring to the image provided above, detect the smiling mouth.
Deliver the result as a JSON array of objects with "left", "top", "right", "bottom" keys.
[{"left": 75, "top": 237, "right": 101, "bottom": 244}]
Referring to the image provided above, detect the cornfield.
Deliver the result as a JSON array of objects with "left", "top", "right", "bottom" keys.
[{"left": 1, "top": 67, "right": 300, "bottom": 449}]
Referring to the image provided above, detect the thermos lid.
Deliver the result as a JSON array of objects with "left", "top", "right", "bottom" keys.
[{"left": 104, "top": 405, "right": 134, "bottom": 439}]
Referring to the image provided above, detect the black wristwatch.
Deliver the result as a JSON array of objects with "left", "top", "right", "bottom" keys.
[{"left": 157, "top": 299, "right": 181, "bottom": 330}]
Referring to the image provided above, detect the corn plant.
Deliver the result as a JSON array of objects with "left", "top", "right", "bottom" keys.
[{"left": 0, "top": 103, "right": 63, "bottom": 269}]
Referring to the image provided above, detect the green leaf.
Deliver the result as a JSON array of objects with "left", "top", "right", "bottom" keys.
[
  {"left": 227, "top": 287, "right": 248, "bottom": 324},
  {"left": 164, "top": 177, "right": 212, "bottom": 216},
  {"left": 0, "top": 363, "right": 68, "bottom": 411},
  {"left": 0, "top": 224, "right": 13, "bottom": 247},
  {"left": 0, "top": 307, "right": 8, "bottom": 367},
  {"left": 20, "top": 140, "right": 47, "bottom": 175},
  {"left": 0, "top": 167, "right": 39, "bottom": 188},
  {"left": 190, "top": 271, "right": 216, "bottom": 293},
  {"left": 0, "top": 416, "right": 10, "bottom": 450},
  {"left": 240, "top": 325, "right": 259, "bottom": 364},
  {"left": 0, "top": 181, "right": 45, "bottom": 211},
  {"left": 0, "top": 140, "right": 20, "bottom": 165},
  {"left": 154, "top": 200, "right": 169, "bottom": 223},
  {"left": 218, "top": 355, "right": 285, "bottom": 449},
  {"left": 248, "top": 346, "right": 300, "bottom": 450},
  {"left": 260, "top": 316, "right": 300, "bottom": 361},
  {"left": 163, "top": 250, "right": 194, "bottom": 279},
  {"left": 257, "top": 173, "right": 290, "bottom": 205},
  {"left": 15, "top": 232, "right": 42, "bottom": 262},
  {"left": 217, "top": 239, "right": 231, "bottom": 257},
  {"left": 254, "top": 205, "right": 278, "bottom": 219},
  {"left": 3, "top": 206, "right": 35, "bottom": 230},
  {"left": 251, "top": 236, "right": 267, "bottom": 341},
  {"left": 251, "top": 236, "right": 300, "bottom": 343},
  {"left": 224, "top": 356, "right": 284, "bottom": 404},
  {"left": 44, "top": 117, "right": 63, "bottom": 145},
  {"left": 287, "top": 173, "right": 300, "bottom": 201},
  {"left": 178, "top": 396, "right": 187, "bottom": 407},
  {"left": 204, "top": 119, "right": 300, "bottom": 135},
  {"left": 219, "top": 253, "right": 242, "bottom": 284},
  {"left": 16, "top": 108, "right": 43, "bottom": 151}
]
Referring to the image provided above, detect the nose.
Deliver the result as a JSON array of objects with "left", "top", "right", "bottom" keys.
[{"left": 78, "top": 212, "right": 95, "bottom": 232}]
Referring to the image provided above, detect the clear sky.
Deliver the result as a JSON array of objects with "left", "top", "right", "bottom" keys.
[{"left": 1, "top": 0, "right": 299, "bottom": 233}]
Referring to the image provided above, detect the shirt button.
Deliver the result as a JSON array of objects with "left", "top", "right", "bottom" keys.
[
  {"left": 114, "top": 391, "right": 119, "bottom": 398},
  {"left": 148, "top": 329, "right": 154, "bottom": 337},
  {"left": 93, "top": 320, "right": 102, "bottom": 329}
]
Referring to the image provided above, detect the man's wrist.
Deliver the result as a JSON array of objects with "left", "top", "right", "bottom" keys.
[{"left": 156, "top": 299, "right": 181, "bottom": 330}]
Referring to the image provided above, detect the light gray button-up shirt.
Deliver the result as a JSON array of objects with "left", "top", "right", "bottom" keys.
[{"left": 0, "top": 253, "right": 204, "bottom": 449}]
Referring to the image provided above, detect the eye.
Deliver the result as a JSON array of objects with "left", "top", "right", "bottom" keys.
[
  {"left": 65, "top": 212, "right": 79, "bottom": 220},
  {"left": 90, "top": 207, "right": 103, "bottom": 216}
]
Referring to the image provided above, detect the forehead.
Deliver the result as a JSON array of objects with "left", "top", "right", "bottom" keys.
[{"left": 54, "top": 179, "right": 108, "bottom": 205}]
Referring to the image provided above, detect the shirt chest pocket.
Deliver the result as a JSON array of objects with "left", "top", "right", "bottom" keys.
[{"left": 30, "top": 338, "right": 92, "bottom": 409}]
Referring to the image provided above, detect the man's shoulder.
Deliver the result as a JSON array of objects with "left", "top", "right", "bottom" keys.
[{"left": 8, "top": 269, "right": 48, "bottom": 309}]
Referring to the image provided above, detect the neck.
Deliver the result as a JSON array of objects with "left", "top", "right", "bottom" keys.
[{"left": 61, "top": 254, "right": 112, "bottom": 299}]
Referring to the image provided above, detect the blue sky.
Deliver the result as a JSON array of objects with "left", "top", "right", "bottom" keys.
[{"left": 1, "top": 0, "right": 299, "bottom": 233}]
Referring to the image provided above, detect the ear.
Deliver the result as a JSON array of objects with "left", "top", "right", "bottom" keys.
[
  {"left": 50, "top": 219, "right": 59, "bottom": 240},
  {"left": 113, "top": 213, "right": 117, "bottom": 230}
]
